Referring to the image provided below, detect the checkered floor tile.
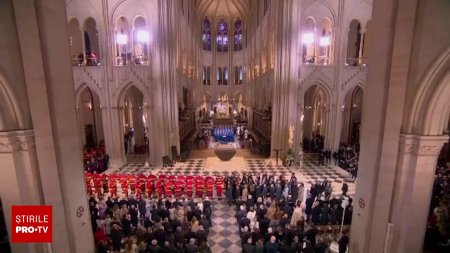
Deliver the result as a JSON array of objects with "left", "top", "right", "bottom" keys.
[
  {"left": 105, "top": 155, "right": 355, "bottom": 198},
  {"left": 208, "top": 201, "right": 241, "bottom": 253},
  {"left": 102, "top": 153, "right": 356, "bottom": 253}
]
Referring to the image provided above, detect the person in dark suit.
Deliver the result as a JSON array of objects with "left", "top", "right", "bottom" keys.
[
  {"left": 243, "top": 238, "right": 255, "bottom": 253},
  {"left": 185, "top": 238, "right": 198, "bottom": 253},
  {"left": 196, "top": 225, "right": 208, "bottom": 244},
  {"left": 264, "top": 236, "right": 279, "bottom": 253},
  {"left": 110, "top": 224, "right": 123, "bottom": 252},
  {"left": 148, "top": 239, "right": 161, "bottom": 253},
  {"left": 339, "top": 231, "right": 349, "bottom": 253},
  {"left": 305, "top": 224, "right": 317, "bottom": 247},
  {"left": 154, "top": 226, "right": 166, "bottom": 247}
]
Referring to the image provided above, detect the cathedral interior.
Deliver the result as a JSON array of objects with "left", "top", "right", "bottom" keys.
[{"left": 0, "top": 0, "right": 449, "bottom": 253}]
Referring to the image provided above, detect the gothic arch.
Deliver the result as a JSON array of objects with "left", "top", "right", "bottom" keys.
[
  {"left": 0, "top": 70, "right": 24, "bottom": 130},
  {"left": 299, "top": 79, "right": 333, "bottom": 103},
  {"left": 406, "top": 47, "right": 450, "bottom": 136},
  {"left": 110, "top": 0, "right": 150, "bottom": 27},
  {"left": 115, "top": 81, "right": 151, "bottom": 107},
  {"left": 75, "top": 83, "right": 104, "bottom": 109},
  {"left": 340, "top": 81, "right": 366, "bottom": 105},
  {"left": 302, "top": 0, "right": 337, "bottom": 25}
]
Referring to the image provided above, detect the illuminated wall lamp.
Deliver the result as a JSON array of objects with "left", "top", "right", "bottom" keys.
[
  {"left": 319, "top": 37, "right": 330, "bottom": 47},
  {"left": 302, "top": 33, "right": 315, "bottom": 45}
]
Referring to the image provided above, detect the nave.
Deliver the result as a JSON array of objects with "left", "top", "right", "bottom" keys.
[{"left": 84, "top": 153, "right": 356, "bottom": 253}]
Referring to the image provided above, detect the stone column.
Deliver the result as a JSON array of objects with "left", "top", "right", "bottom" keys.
[
  {"left": 0, "top": 130, "right": 48, "bottom": 253},
  {"left": 293, "top": 103, "right": 304, "bottom": 160},
  {"left": 75, "top": 106, "right": 86, "bottom": 150},
  {"left": 109, "top": 106, "right": 127, "bottom": 167},
  {"left": 340, "top": 101, "right": 352, "bottom": 144},
  {"left": 150, "top": 0, "right": 180, "bottom": 161},
  {"left": 270, "top": 0, "right": 300, "bottom": 158},
  {"left": 13, "top": 0, "right": 95, "bottom": 252},
  {"left": 388, "top": 134, "right": 448, "bottom": 253},
  {"left": 81, "top": 28, "right": 86, "bottom": 65},
  {"left": 349, "top": 0, "right": 419, "bottom": 251},
  {"left": 132, "top": 106, "right": 144, "bottom": 147}
]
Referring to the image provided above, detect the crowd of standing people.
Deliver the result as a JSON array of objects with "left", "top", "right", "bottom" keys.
[
  {"left": 90, "top": 194, "right": 215, "bottom": 253},
  {"left": 84, "top": 142, "right": 109, "bottom": 174},
  {"left": 424, "top": 156, "right": 450, "bottom": 251},
  {"left": 226, "top": 172, "right": 352, "bottom": 253}
]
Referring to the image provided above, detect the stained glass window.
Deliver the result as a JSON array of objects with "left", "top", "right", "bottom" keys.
[
  {"left": 234, "top": 19, "right": 243, "bottom": 51},
  {"left": 217, "top": 20, "right": 228, "bottom": 52},
  {"left": 202, "top": 17, "right": 211, "bottom": 50}
]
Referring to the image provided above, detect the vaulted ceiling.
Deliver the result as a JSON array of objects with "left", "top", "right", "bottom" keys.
[{"left": 196, "top": 0, "right": 251, "bottom": 23}]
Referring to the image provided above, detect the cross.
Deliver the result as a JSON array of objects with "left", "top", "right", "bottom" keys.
[{"left": 273, "top": 148, "right": 282, "bottom": 166}]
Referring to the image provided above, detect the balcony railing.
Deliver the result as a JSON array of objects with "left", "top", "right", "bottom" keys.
[
  {"left": 115, "top": 55, "right": 150, "bottom": 66},
  {"left": 71, "top": 57, "right": 101, "bottom": 67},
  {"left": 302, "top": 55, "right": 332, "bottom": 66},
  {"left": 345, "top": 57, "right": 368, "bottom": 66}
]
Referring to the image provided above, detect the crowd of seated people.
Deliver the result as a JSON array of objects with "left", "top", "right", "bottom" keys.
[
  {"left": 85, "top": 173, "right": 226, "bottom": 253},
  {"left": 226, "top": 172, "right": 352, "bottom": 253},
  {"left": 424, "top": 157, "right": 450, "bottom": 251},
  {"left": 84, "top": 144, "right": 109, "bottom": 174}
]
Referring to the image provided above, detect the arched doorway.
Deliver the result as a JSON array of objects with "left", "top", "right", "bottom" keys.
[
  {"left": 387, "top": 51, "right": 450, "bottom": 252},
  {"left": 346, "top": 19, "right": 362, "bottom": 66},
  {"left": 84, "top": 17, "right": 100, "bottom": 65},
  {"left": 77, "top": 87, "right": 103, "bottom": 149},
  {"left": 133, "top": 17, "right": 150, "bottom": 65},
  {"left": 119, "top": 85, "right": 149, "bottom": 160},
  {"left": 68, "top": 18, "right": 83, "bottom": 66},
  {"left": 115, "top": 16, "right": 131, "bottom": 65},
  {"left": 341, "top": 86, "right": 364, "bottom": 146},
  {"left": 318, "top": 18, "right": 332, "bottom": 65},
  {"left": 303, "top": 85, "right": 329, "bottom": 152},
  {"left": 302, "top": 17, "right": 316, "bottom": 64},
  {"left": 0, "top": 74, "right": 24, "bottom": 253}
]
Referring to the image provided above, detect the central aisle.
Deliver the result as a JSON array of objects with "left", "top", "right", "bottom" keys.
[{"left": 208, "top": 200, "right": 242, "bottom": 253}]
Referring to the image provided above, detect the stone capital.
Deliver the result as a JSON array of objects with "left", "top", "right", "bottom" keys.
[
  {"left": 398, "top": 134, "right": 449, "bottom": 156},
  {"left": 0, "top": 129, "right": 36, "bottom": 153}
]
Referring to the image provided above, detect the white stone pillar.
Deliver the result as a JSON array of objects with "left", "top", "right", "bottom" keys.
[
  {"left": 75, "top": 106, "right": 86, "bottom": 150},
  {"left": 109, "top": 106, "right": 127, "bottom": 167},
  {"left": 12, "top": 0, "right": 96, "bottom": 252},
  {"left": 388, "top": 134, "right": 448, "bottom": 253},
  {"left": 0, "top": 130, "right": 48, "bottom": 253},
  {"left": 132, "top": 106, "right": 144, "bottom": 147}
]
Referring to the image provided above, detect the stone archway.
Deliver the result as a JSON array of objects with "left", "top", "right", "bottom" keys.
[
  {"left": 75, "top": 86, "right": 104, "bottom": 150},
  {"left": 117, "top": 84, "right": 150, "bottom": 163},
  {"left": 302, "top": 84, "right": 331, "bottom": 153},
  {"left": 340, "top": 86, "right": 364, "bottom": 147},
  {"left": 388, "top": 50, "right": 450, "bottom": 253}
]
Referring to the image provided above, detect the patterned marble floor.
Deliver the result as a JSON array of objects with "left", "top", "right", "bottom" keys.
[
  {"left": 106, "top": 153, "right": 356, "bottom": 197},
  {"left": 103, "top": 153, "right": 355, "bottom": 253},
  {"left": 207, "top": 200, "right": 241, "bottom": 253}
]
